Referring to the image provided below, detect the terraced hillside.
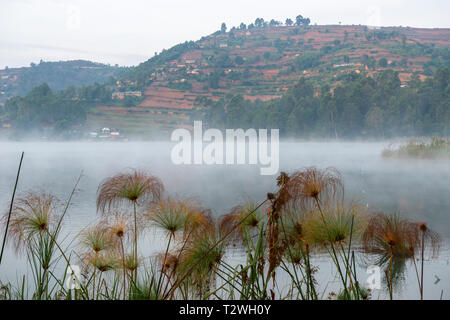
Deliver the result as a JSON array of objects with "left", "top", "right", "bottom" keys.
[{"left": 93, "top": 24, "right": 449, "bottom": 135}]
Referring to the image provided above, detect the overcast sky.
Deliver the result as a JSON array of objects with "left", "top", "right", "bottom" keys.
[{"left": 1, "top": 0, "right": 449, "bottom": 69}]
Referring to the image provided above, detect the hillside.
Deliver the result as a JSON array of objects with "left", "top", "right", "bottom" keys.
[
  {"left": 92, "top": 24, "right": 449, "bottom": 134},
  {"left": 0, "top": 60, "right": 126, "bottom": 104},
  {"left": 1, "top": 23, "right": 449, "bottom": 139}
]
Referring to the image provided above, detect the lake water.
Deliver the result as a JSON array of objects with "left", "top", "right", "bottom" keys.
[{"left": 0, "top": 141, "right": 449, "bottom": 299}]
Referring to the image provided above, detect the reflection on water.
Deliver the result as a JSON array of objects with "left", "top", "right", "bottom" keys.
[{"left": 0, "top": 141, "right": 449, "bottom": 299}]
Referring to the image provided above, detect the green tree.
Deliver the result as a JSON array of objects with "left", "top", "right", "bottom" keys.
[
  {"left": 286, "top": 110, "right": 299, "bottom": 135},
  {"left": 255, "top": 18, "right": 265, "bottom": 28},
  {"left": 221, "top": 22, "right": 227, "bottom": 34},
  {"left": 226, "top": 95, "right": 246, "bottom": 127},
  {"left": 235, "top": 55, "right": 245, "bottom": 65},
  {"left": 295, "top": 15, "right": 310, "bottom": 26},
  {"left": 378, "top": 58, "right": 388, "bottom": 67},
  {"left": 269, "top": 19, "right": 281, "bottom": 27},
  {"left": 365, "top": 106, "right": 385, "bottom": 137}
]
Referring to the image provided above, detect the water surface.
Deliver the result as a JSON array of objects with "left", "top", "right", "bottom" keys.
[{"left": 0, "top": 141, "right": 449, "bottom": 299}]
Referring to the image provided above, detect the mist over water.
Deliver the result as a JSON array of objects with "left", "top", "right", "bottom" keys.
[{"left": 1, "top": 141, "right": 449, "bottom": 298}]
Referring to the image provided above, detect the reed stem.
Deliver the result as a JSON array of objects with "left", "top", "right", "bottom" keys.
[{"left": 0, "top": 152, "right": 24, "bottom": 266}]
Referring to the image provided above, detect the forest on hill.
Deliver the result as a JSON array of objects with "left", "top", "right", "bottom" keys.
[
  {"left": 0, "top": 60, "right": 125, "bottom": 104},
  {"left": 1, "top": 82, "right": 112, "bottom": 138},
  {"left": 2, "top": 67, "right": 448, "bottom": 139},
  {"left": 199, "top": 68, "right": 450, "bottom": 138}
]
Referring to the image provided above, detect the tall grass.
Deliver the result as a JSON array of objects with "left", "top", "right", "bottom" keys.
[
  {"left": 382, "top": 137, "right": 450, "bottom": 159},
  {"left": 0, "top": 165, "right": 442, "bottom": 300}
]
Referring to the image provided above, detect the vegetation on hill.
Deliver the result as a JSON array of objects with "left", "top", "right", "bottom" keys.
[
  {"left": 199, "top": 67, "right": 450, "bottom": 138},
  {"left": 120, "top": 15, "right": 312, "bottom": 90},
  {"left": 1, "top": 17, "right": 450, "bottom": 138},
  {"left": 120, "top": 19, "right": 450, "bottom": 96},
  {"left": 0, "top": 60, "right": 125, "bottom": 104},
  {"left": 2, "top": 82, "right": 113, "bottom": 138},
  {"left": 121, "top": 41, "right": 200, "bottom": 89}
]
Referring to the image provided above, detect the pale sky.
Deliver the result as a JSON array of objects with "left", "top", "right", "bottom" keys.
[{"left": 1, "top": 0, "right": 449, "bottom": 69}]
